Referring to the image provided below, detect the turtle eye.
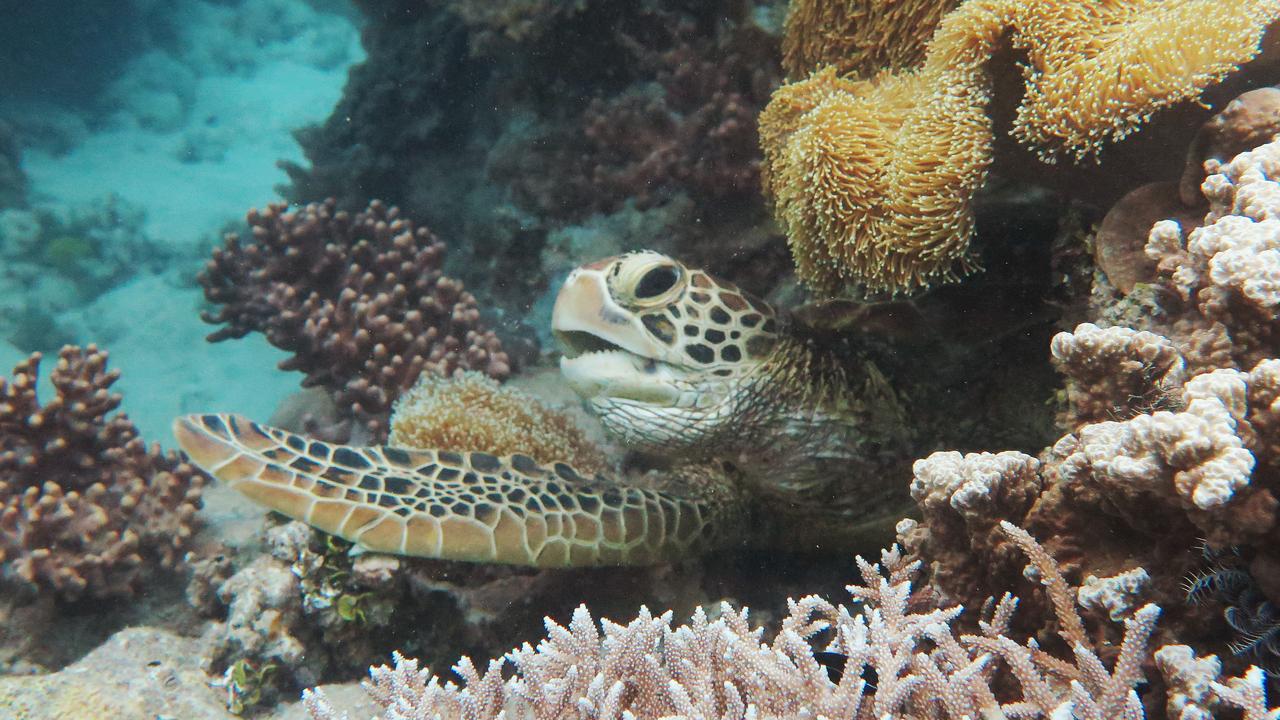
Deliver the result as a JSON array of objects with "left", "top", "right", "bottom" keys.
[{"left": 635, "top": 265, "right": 680, "bottom": 299}]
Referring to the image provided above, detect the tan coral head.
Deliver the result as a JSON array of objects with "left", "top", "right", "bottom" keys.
[{"left": 553, "top": 251, "right": 779, "bottom": 410}]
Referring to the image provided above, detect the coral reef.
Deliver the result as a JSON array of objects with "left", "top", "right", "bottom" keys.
[
  {"left": 389, "top": 371, "right": 609, "bottom": 474},
  {"left": 901, "top": 135, "right": 1280, "bottom": 674},
  {"left": 199, "top": 198, "right": 509, "bottom": 442},
  {"left": 0, "top": 345, "right": 205, "bottom": 600},
  {"left": 304, "top": 527, "right": 1277, "bottom": 719},
  {"left": 760, "top": 0, "right": 1280, "bottom": 295}
]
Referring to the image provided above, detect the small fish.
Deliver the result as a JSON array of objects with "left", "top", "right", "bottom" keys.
[
  {"left": 813, "top": 651, "right": 878, "bottom": 688},
  {"left": 813, "top": 651, "right": 847, "bottom": 682}
]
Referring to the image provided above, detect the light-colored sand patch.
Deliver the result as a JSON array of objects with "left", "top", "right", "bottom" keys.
[
  {"left": 56, "top": 272, "right": 301, "bottom": 446},
  {"left": 23, "top": 56, "right": 356, "bottom": 248}
]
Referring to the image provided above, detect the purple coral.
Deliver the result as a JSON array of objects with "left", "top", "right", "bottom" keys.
[
  {"left": 0, "top": 345, "right": 205, "bottom": 600},
  {"left": 199, "top": 198, "right": 510, "bottom": 442}
]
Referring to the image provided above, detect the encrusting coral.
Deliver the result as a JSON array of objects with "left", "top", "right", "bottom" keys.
[
  {"left": 389, "top": 371, "right": 609, "bottom": 475},
  {"left": 0, "top": 345, "right": 205, "bottom": 600},
  {"left": 760, "top": 0, "right": 1280, "bottom": 295},
  {"left": 1146, "top": 136, "right": 1280, "bottom": 372},
  {"left": 1049, "top": 323, "right": 1186, "bottom": 429},
  {"left": 303, "top": 525, "right": 1278, "bottom": 719},
  {"left": 199, "top": 198, "right": 510, "bottom": 442}
]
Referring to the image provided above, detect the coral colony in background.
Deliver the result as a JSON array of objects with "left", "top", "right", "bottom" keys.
[{"left": 5, "top": 0, "right": 1280, "bottom": 718}]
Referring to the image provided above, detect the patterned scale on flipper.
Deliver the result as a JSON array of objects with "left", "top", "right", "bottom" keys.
[{"left": 173, "top": 413, "right": 732, "bottom": 567}]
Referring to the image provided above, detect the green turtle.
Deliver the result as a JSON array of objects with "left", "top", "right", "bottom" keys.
[{"left": 173, "top": 251, "right": 912, "bottom": 567}]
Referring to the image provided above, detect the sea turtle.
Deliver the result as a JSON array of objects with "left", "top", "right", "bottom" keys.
[{"left": 173, "top": 251, "right": 913, "bottom": 567}]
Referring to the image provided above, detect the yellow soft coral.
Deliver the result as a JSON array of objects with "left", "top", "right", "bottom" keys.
[
  {"left": 762, "top": 0, "right": 1280, "bottom": 296},
  {"left": 1013, "top": 0, "right": 1280, "bottom": 158},
  {"left": 388, "top": 372, "right": 609, "bottom": 474},
  {"left": 781, "top": 0, "right": 960, "bottom": 79}
]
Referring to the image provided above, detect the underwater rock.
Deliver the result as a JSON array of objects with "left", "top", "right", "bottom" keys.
[{"left": 0, "top": 626, "right": 377, "bottom": 720}]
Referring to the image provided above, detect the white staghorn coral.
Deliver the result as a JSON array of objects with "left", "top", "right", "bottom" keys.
[{"left": 303, "top": 526, "right": 1277, "bottom": 719}]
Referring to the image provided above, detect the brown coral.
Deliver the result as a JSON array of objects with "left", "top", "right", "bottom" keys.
[
  {"left": 388, "top": 372, "right": 609, "bottom": 474},
  {"left": 0, "top": 346, "right": 205, "bottom": 600},
  {"left": 761, "top": 0, "right": 1280, "bottom": 295},
  {"left": 199, "top": 199, "right": 510, "bottom": 442}
]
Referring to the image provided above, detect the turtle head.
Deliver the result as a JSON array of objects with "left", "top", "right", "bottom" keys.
[{"left": 553, "top": 251, "right": 781, "bottom": 448}]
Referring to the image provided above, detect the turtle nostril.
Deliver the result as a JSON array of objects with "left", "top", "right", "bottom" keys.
[{"left": 643, "top": 358, "right": 658, "bottom": 374}]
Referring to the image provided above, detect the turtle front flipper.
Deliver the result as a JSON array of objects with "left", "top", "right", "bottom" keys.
[{"left": 173, "top": 414, "right": 744, "bottom": 567}]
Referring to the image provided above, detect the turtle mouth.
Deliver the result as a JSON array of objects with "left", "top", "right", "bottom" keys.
[
  {"left": 554, "top": 329, "right": 628, "bottom": 360},
  {"left": 555, "top": 329, "right": 679, "bottom": 405}
]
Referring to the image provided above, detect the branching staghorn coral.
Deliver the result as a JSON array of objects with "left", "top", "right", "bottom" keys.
[
  {"left": 389, "top": 371, "right": 609, "bottom": 475},
  {"left": 303, "top": 525, "right": 1278, "bottom": 719},
  {"left": 761, "top": 0, "right": 1280, "bottom": 295},
  {"left": 199, "top": 198, "right": 510, "bottom": 442},
  {"left": 0, "top": 345, "right": 205, "bottom": 600}
]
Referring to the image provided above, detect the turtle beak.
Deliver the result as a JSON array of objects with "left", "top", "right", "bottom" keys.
[{"left": 552, "top": 260, "right": 672, "bottom": 361}]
